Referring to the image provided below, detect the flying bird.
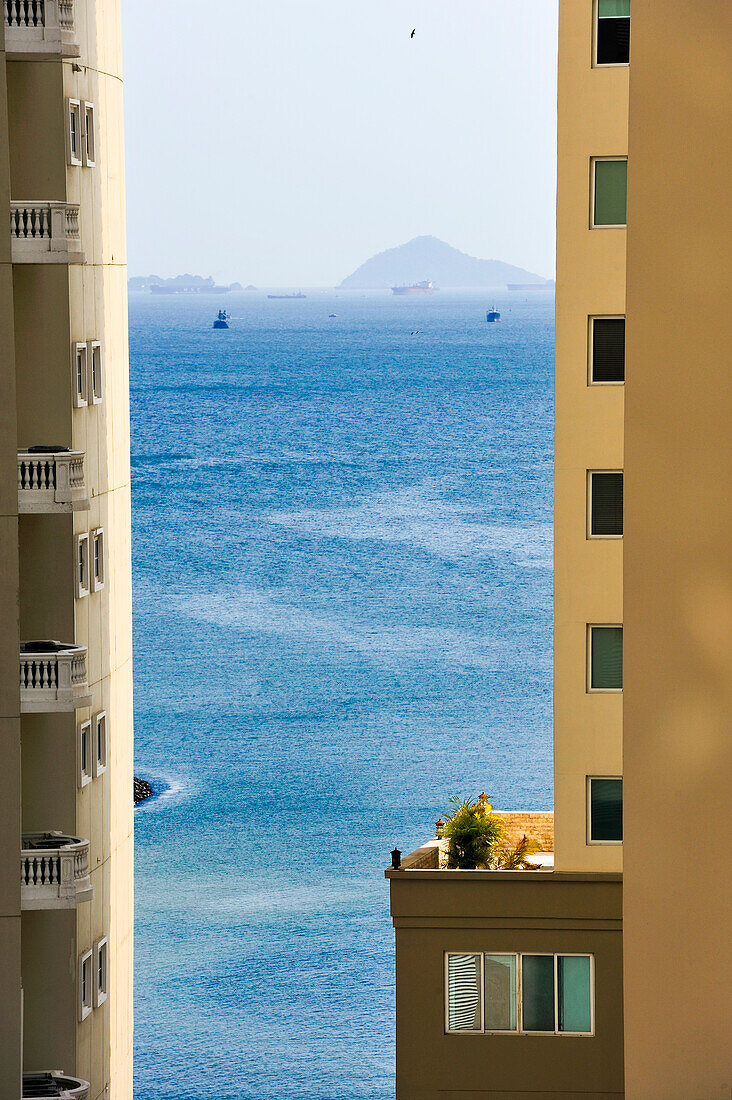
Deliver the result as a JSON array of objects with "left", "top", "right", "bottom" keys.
[{"left": 410, "top": 28, "right": 416, "bottom": 38}]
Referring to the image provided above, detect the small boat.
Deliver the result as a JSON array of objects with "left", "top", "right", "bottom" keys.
[
  {"left": 486, "top": 306, "right": 501, "bottom": 323},
  {"left": 213, "top": 310, "right": 230, "bottom": 329},
  {"left": 328, "top": 313, "right": 337, "bottom": 318},
  {"left": 267, "top": 291, "right": 306, "bottom": 300}
]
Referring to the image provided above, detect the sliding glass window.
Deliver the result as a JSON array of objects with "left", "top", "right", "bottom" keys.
[{"left": 596, "top": 0, "right": 630, "bottom": 66}]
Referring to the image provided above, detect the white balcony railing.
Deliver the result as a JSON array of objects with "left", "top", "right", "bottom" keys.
[
  {"left": 21, "top": 833, "right": 93, "bottom": 910},
  {"left": 17, "top": 449, "right": 89, "bottom": 512},
  {"left": 4, "top": 0, "right": 79, "bottom": 58},
  {"left": 10, "top": 202, "right": 84, "bottom": 263},
  {"left": 20, "top": 642, "right": 92, "bottom": 713}
]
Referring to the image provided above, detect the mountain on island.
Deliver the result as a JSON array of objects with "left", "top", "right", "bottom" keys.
[{"left": 339, "top": 236, "right": 549, "bottom": 290}]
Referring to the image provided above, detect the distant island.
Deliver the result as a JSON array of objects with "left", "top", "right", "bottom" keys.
[
  {"left": 339, "top": 235, "right": 551, "bottom": 290},
  {"left": 128, "top": 274, "right": 243, "bottom": 295}
]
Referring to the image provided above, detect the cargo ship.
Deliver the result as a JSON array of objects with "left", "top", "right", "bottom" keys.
[
  {"left": 391, "top": 280, "right": 436, "bottom": 296},
  {"left": 267, "top": 291, "right": 306, "bottom": 300}
]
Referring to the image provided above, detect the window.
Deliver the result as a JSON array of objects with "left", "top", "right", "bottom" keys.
[
  {"left": 94, "top": 938, "right": 108, "bottom": 1007},
  {"left": 589, "top": 777, "right": 623, "bottom": 843},
  {"left": 76, "top": 532, "right": 90, "bottom": 598},
  {"left": 73, "top": 342, "right": 88, "bottom": 407},
  {"left": 590, "top": 316, "right": 625, "bottom": 383},
  {"left": 79, "top": 950, "right": 93, "bottom": 1020},
  {"left": 592, "top": 158, "right": 627, "bottom": 227},
  {"left": 589, "top": 625, "right": 623, "bottom": 691},
  {"left": 446, "top": 953, "right": 593, "bottom": 1035},
  {"left": 595, "top": 0, "right": 630, "bottom": 66},
  {"left": 89, "top": 341, "right": 103, "bottom": 403},
  {"left": 83, "top": 102, "right": 96, "bottom": 167},
  {"left": 93, "top": 711, "right": 107, "bottom": 777},
  {"left": 78, "top": 720, "right": 93, "bottom": 787},
  {"left": 66, "top": 98, "right": 82, "bottom": 166},
  {"left": 589, "top": 471, "right": 623, "bottom": 536},
  {"left": 92, "top": 528, "right": 105, "bottom": 591}
]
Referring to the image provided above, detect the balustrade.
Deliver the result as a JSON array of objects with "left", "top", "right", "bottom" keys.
[
  {"left": 21, "top": 833, "right": 93, "bottom": 909},
  {"left": 20, "top": 642, "right": 92, "bottom": 712},
  {"left": 4, "top": 0, "right": 79, "bottom": 56},
  {"left": 17, "top": 449, "right": 89, "bottom": 512},
  {"left": 10, "top": 202, "right": 83, "bottom": 262}
]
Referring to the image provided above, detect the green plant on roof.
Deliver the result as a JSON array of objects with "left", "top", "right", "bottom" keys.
[{"left": 441, "top": 793, "right": 540, "bottom": 870}]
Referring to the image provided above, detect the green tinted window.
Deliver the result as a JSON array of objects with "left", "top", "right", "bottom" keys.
[
  {"left": 590, "top": 778, "right": 623, "bottom": 841},
  {"left": 599, "top": 0, "right": 630, "bottom": 15},
  {"left": 594, "top": 159, "right": 627, "bottom": 226},
  {"left": 558, "top": 956, "right": 592, "bottom": 1032},
  {"left": 591, "top": 626, "right": 623, "bottom": 689},
  {"left": 522, "top": 955, "right": 555, "bottom": 1032}
]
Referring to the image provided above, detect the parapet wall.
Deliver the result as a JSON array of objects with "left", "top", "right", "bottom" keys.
[{"left": 495, "top": 810, "right": 554, "bottom": 852}]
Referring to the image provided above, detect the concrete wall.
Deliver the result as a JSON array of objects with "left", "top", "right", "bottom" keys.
[
  {"left": 554, "top": 0, "right": 627, "bottom": 873},
  {"left": 623, "top": 4, "right": 732, "bottom": 1097},
  {"left": 388, "top": 870, "right": 623, "bottom": 1100}
]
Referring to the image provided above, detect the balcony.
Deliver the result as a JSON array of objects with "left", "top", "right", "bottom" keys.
[
  {"left": 4, "top": 0, "right": 79, "bottom": 58},
  {"left": 10, "top": 202, "right": 83, "bottom": 264},
  {"left": 21, "top": 833, "right": 92, "bottom": 909},
  {"left": 17, "top": 449, "right": 89, "bottom": 513},
  {"left": 20, "top": 642, "right": 92, "bottom": 713}
]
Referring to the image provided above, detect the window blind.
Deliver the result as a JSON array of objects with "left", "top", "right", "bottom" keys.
[
  {"left": 591, "top": 626, "right": 623, "bottom": 689},
  {"left": 447, "top": 954, "right": 481, "bottom": 1031},
  {"left": 590, "top": 778, "right": 623, "bottom": 841},
  {"left": 592, "top": 317, "right": 625, "bottom": 382},
  {"left": 591, "top": 472, "right": 623, "bottom": 535}
]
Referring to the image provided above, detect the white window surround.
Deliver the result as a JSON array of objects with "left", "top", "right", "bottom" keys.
[
  {"left": 587, "top": 775, "right": 624, "bottom": 845},
  {"left": 66, "top": 98, "right": 82, "bottom": 166},
  {"left": 94, "top": 937, "right": 108, "bottom": 1007},
  {"left": 587, "top": 470, "right": 624, "bottom": 539},
  {"left": 83, "top": 102, "right": 96, "bottom": 167},
  {"left": 79, "top": 949, "right": 93, "bottom": 1020},
  {"left": 590, "top": 156, "right": 628, "bottom": 229},
  {"left": 592, "top": 0, "right": 630, "bottom": 69},
  {"left": 78, "top": 720, "right": 92, "bottom": 788},
  {"left": 93, "top": 711, "right": 107, "bottom": 777},
  {"left": 588, "top": 315, "right": 625, "bottom": 386},
  {"left": 73, "top": 342, "right": 88, "bottom": 407},
  {"left": 92, "top": 527, "right": 105, "bottom": 591},
  {"left": 587, "top": 623, "right": 624, "bottom": 694},
  {"left": 75, "top": 532, "right": 90, "bottom": 598},
  {"left": 89, "top": 340, "right": 103, "bottom": 403},
  {"left": 444, "top": 952, "right": 595, "bottom": 1036}
]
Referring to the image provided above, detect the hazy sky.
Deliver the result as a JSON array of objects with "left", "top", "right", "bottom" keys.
[{"left": 122, "top": 1, "right": 558, "bottom": 286}]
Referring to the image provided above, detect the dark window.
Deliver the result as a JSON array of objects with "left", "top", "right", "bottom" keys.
[
  {"left": 591, "top": 472, "right": 623, "bottom": 535},
  {"left": 590, "top": 778, "right": 623, "bottom": 841},
  {"left": 590, "top": 626, "right": 623, "bottom": 690},
  {"left": 597, "top": 0, "right": 630, "bottom": 65},
  {"left": 592, "top": 317, "right": 625, "bottom": 382},
  {"left": 522, "top": 955, "right": 555, "bottom": 1032}
]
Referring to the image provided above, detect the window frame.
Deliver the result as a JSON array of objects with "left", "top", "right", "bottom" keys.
[
  {"left": 73, "top": 342, "right": 89, "bottom": 407},
  {"left": 590, "top": 156, "right": 628, "bottom": 229},
  {"left": 93, "top": 937, "right": 108, "bottom": 1007},
  {"left": 587, "top": 470, "right": 624, "bottom": 539},
  {"left": 444, "top": 952, "right": 595, "bottom": 1037},
  {"left": 75, "top": 532, "right": 90, "bottom": 598},
  {"left": 83, "top": 101, "right": 96, "bottom": 167},
  {"left": 587, "top": 624, "right": 624, "bottom": 693},
  {"left": 88, "top": 340, "right": 103, "bottom": 404},
  {"left": 588, "top": 315, "right": 625, "bottom": 386},
  {"left": 93, "top": 711, "right": 107, "bottom": 777},
  {"left": 78, "top": 719, "right": 93, "bottom": 787},
  {"left": 66, "top": 97, "right": 83, "bottom": 166},
  {"left": 587, "top": 776, "right": 624, "bottom": 845},
  {"left": 79, "top": 949, "right": 93, "bottom": 1021},
  {"left": 592, "top": 0, "right": 630, "bottom": 69},
  {"left": 91, "top": 527, "right": 105, "bottom": 591}
]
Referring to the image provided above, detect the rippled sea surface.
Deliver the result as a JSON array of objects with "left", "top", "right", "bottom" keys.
[{"left": 130, "top": 289, "right": 554, "bottom": 1100}]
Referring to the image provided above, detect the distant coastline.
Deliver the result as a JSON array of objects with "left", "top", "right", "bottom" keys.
[{"left": 129, "top": 273, "right": 244, "bottom": 295}]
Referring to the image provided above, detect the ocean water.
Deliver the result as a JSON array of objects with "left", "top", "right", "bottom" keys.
[{"left": 130, "top": 289, "right": 554, "bottom": 1100}]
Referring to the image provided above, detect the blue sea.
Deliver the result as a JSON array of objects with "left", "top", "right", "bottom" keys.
[{"left": 130, "top": 289, "right": 554, "bottom": 1100}]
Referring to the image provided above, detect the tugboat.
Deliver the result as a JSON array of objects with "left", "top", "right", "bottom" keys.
[
  {"left": 486, "top": 305, "right": 501, "bottom": 322},
  {"left": 213, "top": 310, "right": 230, "bottom": 329}
]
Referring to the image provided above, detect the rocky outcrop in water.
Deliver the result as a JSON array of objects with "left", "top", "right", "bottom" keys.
[{"left": 134, "top": 776, "right": 153, "bottom": 805}]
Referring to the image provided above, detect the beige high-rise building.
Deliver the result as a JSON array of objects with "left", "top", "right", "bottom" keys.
[
  {"left": 0, "top": 2, "right": 133, "bottom": 1098},
  {"left": 386, "top": 4, "right": 731, "bottom": 1098}
]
